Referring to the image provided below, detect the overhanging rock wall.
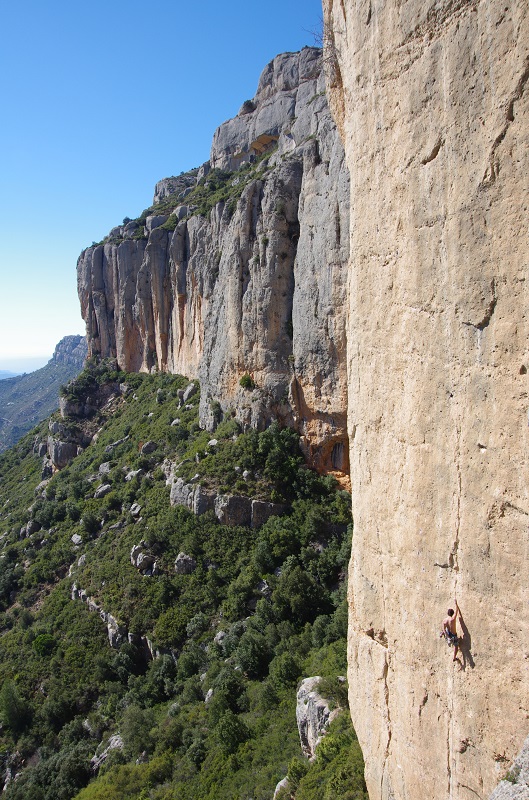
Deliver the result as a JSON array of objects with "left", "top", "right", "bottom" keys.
[{"left": 322, "top": 1, "right": 529, "bottom": 798}]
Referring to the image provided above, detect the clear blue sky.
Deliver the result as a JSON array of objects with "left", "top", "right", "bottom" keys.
[{"left": 0, "top": 0, "right": 323, "bottom": 372}]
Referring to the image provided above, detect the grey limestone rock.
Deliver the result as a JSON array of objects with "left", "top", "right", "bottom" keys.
[
  {"left": 214, "top": 494, "right": 252, "bottom": 527},
  {"left": 183, "top": 382, "right": 198, "bottom": 403},
  {"left": 296, "top": 676, "right": 341, "bottom": 760},
  {"left": 47, "top": 437, "right": 78, "bottom": 470},
  {"left": 90, "top": 734, "right": 124, "bottom": 773},
  {"left": 169, "top": 477, "right": 215, "bottom": 515},
  {"left": 489, "top": 735, "right": 529, "bottom": 799},
  {"left": 125, "top": 468, "right": 144, "bottom": 482},
  {"left": 94, "top": 483, "right": 112, "bottom": 499},
  {"left": 174, "top": 552, "right": 197, "bottom": 575},
  {"left": 26, "top": 519, "right": 41, "bottom": 535},
  {"left": 273, "top": 777, "right": 290, "bottom": 800},
  {"left": 77, "top": 47, "right": 349, "bottom": 483},
  {"left": 129, "top": 502, "right": 142, "bottom": 517},
  {"left": 141, "top": 440, "right": 157, "bottom": 454},
  {"left": 251, "top": 499, "right": 288, "bottom": 528},
  {"left": 145, "top": 215, "right": 168, "bottom": 233}
]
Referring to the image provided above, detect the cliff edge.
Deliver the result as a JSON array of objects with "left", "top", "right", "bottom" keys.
[
  {"left": 78, "top": 48, "right": 350, "bottom": 482},
  {"left": 322, "top": 1, "right": 529, "bottom": 798}
]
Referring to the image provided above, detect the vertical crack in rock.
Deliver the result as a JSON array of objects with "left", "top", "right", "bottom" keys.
[
  {"left": 481, "top": 57, "right": 529, "bottom": 187},
  {"left": 452, "top": 425, "right": 462, "bottom": 576},
  {"left": 381, "top": 655, "right": 393, "bottom": 800},
  {"left": 447, "top": 662, "right": 456, "bottom": 799}
]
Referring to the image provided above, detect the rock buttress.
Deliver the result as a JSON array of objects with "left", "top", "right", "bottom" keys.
[
  {"left": 322, "top": 1, "right": 529, "bottom": 799},
  {"left": 77, "top": 49, "right": 350, "bottom": 482}
]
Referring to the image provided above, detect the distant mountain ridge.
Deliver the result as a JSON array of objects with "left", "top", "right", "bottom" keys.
[
  {"left": 0, "top": 371, "right": 21, "bottom": 381},
  {"left": 0, "top": 335, "right": 87, "bottom": 451}
]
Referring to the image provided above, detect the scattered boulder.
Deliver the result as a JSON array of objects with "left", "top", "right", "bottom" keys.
[
  {"left": 98, "top": 462, "right": 112, "bottom": 475},
  {"left": 136, "top": 552, "right": 155, "bottom": 572},
  {"left": 141, "top": 440, "right": 157, "bottom": 454},
  {"left": 106, "top": 613, "right": 126, "bottom": 649},
  {"left": 104, "top": 435, "right": 130, "bottom": 454},
  {"left": 130, "top": 543, "right": 156, "bottom": 574},
  {"left": 94, "top": 483, "right": 112, "bottom": 499},
  {"left": 183, "top": 383, "right": 198, "bottom": 403},
  {"left": 129, "top": 503, "right": 142, "bottom": 517},
  {"left": 71, "top": 534, "right": 83, "bottom": 546},
  {"left": 125, "top": 468, "right": 144, "bottom": 482},
  {"left": 130, "top": 543, "right": 143, "bottom": 566},
  {"left": 26, "top": 519, "right": 41, "bottom": 535},
  {"left": 34, "top": 479, "right": 50, "bottom": 497},
  {"left": 174, "top": 552, "right": 197, "bottom": 575}
]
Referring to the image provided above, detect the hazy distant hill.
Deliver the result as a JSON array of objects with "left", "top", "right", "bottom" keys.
[
  {"left": 0, "top": 335, "right": 87, "bottom": 451},
  {"left": 0, "top": 371, "right": 21, "bottom": 380}
]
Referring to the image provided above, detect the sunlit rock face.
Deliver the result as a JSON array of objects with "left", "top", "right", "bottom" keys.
[
  {"left": 322, "top": 1, "right": 529, "bottom": 798},
  {"left": 77, "top": 48, "right": 350, "bottom": 483}
]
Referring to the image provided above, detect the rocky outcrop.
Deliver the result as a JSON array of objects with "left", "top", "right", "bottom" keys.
[
  {"left": 168, "top": 474, "right": 288, "bottom": 528},
  {"left": 169, "top": 477, "right": 215, "bottom": 515},
  {"left": 322, "top": 2, "right": 529, "bottom": 799},
  {"left": 50, "top": 335, "right": 87, "bottom": 368},
  {"left": 77, "top": 48, "right": 350, "bottom": 483},
  {"left": 296, "top": 676, "right": 341, "bottom": 760},
  {"left": 90, "top": 734, "right": 124, "bottom": 773},
  {"left": 71, "top": 584, "right": 127, "bottom": 648}
]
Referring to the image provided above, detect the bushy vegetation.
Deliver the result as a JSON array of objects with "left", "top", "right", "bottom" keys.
[
  {"left": 91, "top": 149, "right": 281, "bottom": 250},
  {"left": 0, "top": 366, "right": 366, "bottom": 800}
]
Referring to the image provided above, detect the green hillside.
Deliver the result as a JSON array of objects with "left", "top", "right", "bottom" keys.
[
  {"left": 0, "top": 361, "right": 366, "bottom": 800},
  {"left": 0, "top": 337, "right": 86, "bottom": 453}
]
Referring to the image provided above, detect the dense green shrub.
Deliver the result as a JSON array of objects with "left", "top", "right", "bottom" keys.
[
  {"left": 0, "top": 368, "right": 361, "bottom": 800},
  {"left": 239, "top": 373, "right": 255, "bottom": 390}
]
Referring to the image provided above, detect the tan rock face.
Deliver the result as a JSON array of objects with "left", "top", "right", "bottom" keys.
[{"left": 322, "top": 1, "right": 529, "bottom": 798}]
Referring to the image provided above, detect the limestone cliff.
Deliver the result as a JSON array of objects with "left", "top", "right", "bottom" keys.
[
  {"left": 322, "top": 1, "right": 529, "bottom": 799},
  {"left": 77, "top": 47, "right": 349, "bottom": 481}
]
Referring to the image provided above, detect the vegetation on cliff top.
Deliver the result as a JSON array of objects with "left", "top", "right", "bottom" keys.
[
  {"left": 90, "top": 147, "right": 281, "bottom": 247},
  {"left": 0, "top": 364, "right": 366, "bottom": 800}
]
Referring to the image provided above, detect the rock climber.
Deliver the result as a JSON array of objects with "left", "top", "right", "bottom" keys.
[{"left": 440, "top": 599, "right": 460, "bottom": 661}]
